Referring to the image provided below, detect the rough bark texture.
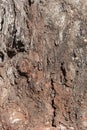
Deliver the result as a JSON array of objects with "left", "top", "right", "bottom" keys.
[{"left": 0, "top": 0, "right": 87, "bottom": 130}]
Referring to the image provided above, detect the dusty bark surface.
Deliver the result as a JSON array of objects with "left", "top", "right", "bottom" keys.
[{"left": 0, "top": 0, "right": 87, "bottom": 130}]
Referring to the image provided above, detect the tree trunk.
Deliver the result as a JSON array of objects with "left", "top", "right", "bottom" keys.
[{"left": 0, "top": 0, "right": 87, "bottom": 130}]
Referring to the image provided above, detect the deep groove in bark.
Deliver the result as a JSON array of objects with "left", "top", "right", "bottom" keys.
[
  {"left": 0, "top": 18, "right": 4, "bottom": 31},
  {"left": 51, "top": 78, "right": 56, "bottom": 127},
  {"left": 60, "top": 62, "right": 68, "bottom": 84},
  {"left": 28, "top": 0, "right": 34, "bottom": 6},
  {"left": 12, "top": 0, "right": 17, "bottom": 49}
]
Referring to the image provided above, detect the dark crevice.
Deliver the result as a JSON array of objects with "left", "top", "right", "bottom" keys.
[
  {"left": 10, "top": 1, "right": 25, "bottom": 54},
  {"left": 28, "top": 0, "right": 34, "bottom": 6},
  {"left": 7, "top": 50, "right": 16, "bottom": 58},
  {"left": 7, "top": 40, "right": 25, "bottom": 58},
  {"left": 28, "top": 0, "right": 32, "bottom": 6},
  {"left": 61, "top": 62, "right": 66, "bottom": 78},
  {"left": 6, "top": 0, "right": 17, "bottom": 59},
  {"left": 12, "top": 0, "right": 17, "bottom": 49},
  {"left": 0, "top": 52, "right": 4, "bottom": 62},
  {"left": 15, "top": 40, "right": 25, "bottom": 52},
  {"left": 64, "top": 83, "right": 70, "bottom": 87},
  {"left": 0, "top": 18, "right": 4, "bottom": 31},
  {"left": 51, "top": 78, "right": 56, "bottom": 127},
  {"left": 7, "top": 0, "right": 25, "bottom": 58},
  {"left": 18, "top": 70, "right": 28, "bottom": 78},
  {"left": 0, "top": 8, "right": 5, "bottom": 31},
  {"left": 52, "top": 99, "right": 56, "bottom": 127},
  {"left": 60, "top": 62, "right": 67, "bottom": 84}
]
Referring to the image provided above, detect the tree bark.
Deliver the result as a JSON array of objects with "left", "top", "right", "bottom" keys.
[{"left": 0, "top": 0, "right": 87, "bottom": 130}]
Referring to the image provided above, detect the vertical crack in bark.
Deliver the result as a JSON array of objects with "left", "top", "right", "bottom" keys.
[
  {"left": 7, "top": 0, "right": 17, "bottom": 58},
  {"left": 61, "top": 62, "right": 67, "bottom": 82},
  {"left": 60, "top": 62, "right": 70, "bottom": 87},
  {"left": 28, "top": 0, "right": 34, "bottom": 6},
  {"left": 28, "top": 0, "right": 32, "bottom": 6},
  {"left": 0, "top": 8, "right": 5, "bottom": 31},
  {"left": 0, "top": 17, "right": 4, "bottom": 31},
  {"left": 11, "top": 0, "right": 17, "bottom": 48},
  {"left": 51, "top": 78, "right": 56, "bottom": 127}
]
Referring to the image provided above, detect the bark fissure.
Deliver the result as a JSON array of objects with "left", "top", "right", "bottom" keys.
[
  {"left": 60, "top": 62, "right": 67, "bottom": 83},
  {"left": 51, "top": 78, "right": 56, "bottom": 127},
  {"left": 0, "top": 8, "right": 5, "bottom": 31},
  {"left": 0, "top": 17, "right": 4, "bottom": 31},
  {"left": 12, "top": 0, "right": 17, "bottom": 49},
  {"left": 28, "top": 0, "right": 34, "bottom": 6}
]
